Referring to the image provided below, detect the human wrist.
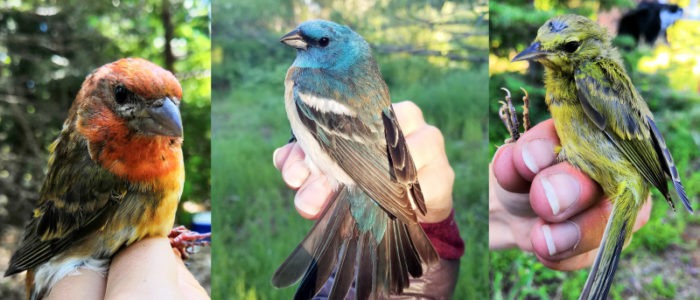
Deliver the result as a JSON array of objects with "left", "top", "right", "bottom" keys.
[{"left": 420, "top": 210, "right": 464, "bottom": 260}]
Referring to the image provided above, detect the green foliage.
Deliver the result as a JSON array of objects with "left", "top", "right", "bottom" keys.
[
  {"left": 489, "top": 2, "right": 555, "bottom": 58},
  {"left": 491, "top": 249, "right": 585, "bottom": 299},
  {"left": 212, "top": 0, "right": 488, "bottom": 298},
  {"left": 647, "top": 274, "right": 677, "bottom": 298}
]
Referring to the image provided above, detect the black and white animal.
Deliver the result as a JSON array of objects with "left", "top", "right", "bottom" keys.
[{"left": 618, "top": 2, "right": 684, "bottom": 45}]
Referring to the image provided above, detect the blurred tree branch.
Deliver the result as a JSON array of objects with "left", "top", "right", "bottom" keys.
[
  {"left": 162, "top": 0, "right": 175, "bottom": 72},
  {"left": 7, "top": 99, "right": 42, "bottom": 158},
  {"left": 374, "top": 45, "right": 487, "bottom": 63}
]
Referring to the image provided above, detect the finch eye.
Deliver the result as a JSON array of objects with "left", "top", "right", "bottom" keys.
[
  {"left": 563, "top": 41, "right": 580, "bottom": 53},
  {"left": 319, "top": 37, "right": 330, "bottom": 47},
  {"left": 114, "top": 85, "right": 128, "bottom": 104}
]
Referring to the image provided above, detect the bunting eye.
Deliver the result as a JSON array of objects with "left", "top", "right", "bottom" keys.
[{"left": 319, "top": 37, "right": 330, "bottom": 48}]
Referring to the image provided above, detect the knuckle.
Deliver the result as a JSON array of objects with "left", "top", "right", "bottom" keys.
[
  {"left": 424, "top": 125, "right": 444, "bottom": 147},
  {"left": 396, "top": 101, "right": 424, "bottom": 121}
]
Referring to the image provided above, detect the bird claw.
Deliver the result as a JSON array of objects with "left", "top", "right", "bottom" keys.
[
  {"left": 499, "top": 87, "right": 531, "bottom": 143},
  {"left": 169, "top": 225, "right": 211, "bottom": 260}
]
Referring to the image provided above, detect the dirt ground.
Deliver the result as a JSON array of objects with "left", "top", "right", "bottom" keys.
[{"left": 617, "top": 223, "right": 700, "bottom": 299}]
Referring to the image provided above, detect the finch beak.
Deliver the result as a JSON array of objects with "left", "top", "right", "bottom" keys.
[
  {"left": 133, "top": 97, "right": 183, "bottom": 137},
  {"left": 512, "top": 42, "right": 546, "bottom": 62},
  {"left": 280, "top": 29, "right": 307, "bottom": 50}
]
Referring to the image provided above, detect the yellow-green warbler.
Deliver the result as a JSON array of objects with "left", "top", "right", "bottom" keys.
[{"left": 512, "top": 14, "right": 692, "bottom": 300}]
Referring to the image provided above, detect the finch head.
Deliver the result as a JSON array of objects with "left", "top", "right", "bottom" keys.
[{"left": 72, "top": 58, "right": 184, "bottom": 181}]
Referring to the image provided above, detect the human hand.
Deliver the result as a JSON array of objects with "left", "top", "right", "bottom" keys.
[
  {"left": 272, "top": 101, "right": 454, "bottom": 224},
  {"left": 489, "top": 119, "right": 652, "bottom": 271},
  {"left": 48, "top": 237, "right": 209, "bottom": 300}
]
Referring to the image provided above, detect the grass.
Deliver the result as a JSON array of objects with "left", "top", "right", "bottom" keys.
[{"left": 211, "top": 58, "right": 490, "bottom": 299}]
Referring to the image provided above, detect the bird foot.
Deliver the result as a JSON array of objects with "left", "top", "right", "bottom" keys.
[
  {"left": 499, "top": 87, "right": 531, "bottom": 143},
  {"left": 169, "top": 225, "right": 211, "bottom": 260}
]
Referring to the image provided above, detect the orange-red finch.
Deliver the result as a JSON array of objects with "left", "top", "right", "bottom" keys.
[{"left": 4, "top": 58, "right": 185, "bottom": 299}]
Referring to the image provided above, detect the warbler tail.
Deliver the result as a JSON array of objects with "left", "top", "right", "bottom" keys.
[
  {"left": 580, "top": 191, "right": 640, "bottom": 300},
  {"left": 271, "top": 186, "right": 438, "bottom": 299}
]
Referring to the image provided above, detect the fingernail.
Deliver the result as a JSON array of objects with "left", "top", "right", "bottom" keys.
[
  {"left": 283, "top": 161, "right": 310, "bottom": 188},
  {"left": 542, "top": 173, "right": 580, "bottom": 215},
  {"left": 272, "top": 148, "right": 281, "bottom": 166},
  {"left": 522, "top": 139, "right": 555, "bottom": 174},
  {"left": 541, "top": 221, "right": 580, "bottom": 256},
  {"left": 295, "top": 192, "right": 318, "bottom": 217}
]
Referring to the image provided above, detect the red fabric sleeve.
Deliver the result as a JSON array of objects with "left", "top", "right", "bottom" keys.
[{"left": 420, "top": 210, "right": 464, "bottom": 260}]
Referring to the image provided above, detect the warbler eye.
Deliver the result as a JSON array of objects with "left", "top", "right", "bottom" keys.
[
  {"left": 114, "top": 85, "right": 129, "bottom": 104},
  {"left": 319, "top": 37, "right": 330, "bottom": 47},
  {"left": 563, "top": 41, "right": 580, "bottom": 53}
]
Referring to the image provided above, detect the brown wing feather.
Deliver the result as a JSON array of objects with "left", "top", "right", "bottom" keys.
[
  {"left": 294, "top": 95, "right": 417, "bottom": 224},
  {"left": 5, "top": 132, "right": 124, "bottom": 276},
  {"left": 382, "top": 107, "right": 427, "bottom": 215}
]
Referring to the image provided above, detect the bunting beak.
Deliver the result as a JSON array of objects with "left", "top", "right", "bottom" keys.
[{"left": 280, "top": 29, "right": 307, "bottom": 50}]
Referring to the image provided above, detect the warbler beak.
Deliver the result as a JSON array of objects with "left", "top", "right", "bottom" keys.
[
  {"left": 512, "top": 42, "right": 546, "bottom": 62},
  {"left": 133, "top": 97, "right": 183, "bottom": 137},
  {"left": 280, "top": 29, "right": 307, "bottom": 50}
]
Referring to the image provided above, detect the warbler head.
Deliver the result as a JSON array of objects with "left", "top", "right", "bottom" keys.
[
  {"left": 512, "top": 15, "right": 615, "bottom": 72},
  {"left": 280, "top": 20, "right": 371, "bottom": 72}
]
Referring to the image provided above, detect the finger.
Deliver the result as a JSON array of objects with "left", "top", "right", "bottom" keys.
[
  {"left": 393, "top": 101, "right": 426, "bottom": 136},
  {"left": 530, "top": 199, "right": 612, "bottom": 264},
  {"left": 393, "top": 102, "right": 454, "bottom": 222},
  {"left": 280, "top": 143, "right": 310, "bottom": 189},
  {"left": 489, "top": 214, "right": 517, "bottom": 250},
  {"left": 530, "top": 162, "right": 604, "bottom": 222},
  {"left": 633, "top": 196, "right": 652, "bottom": 232},
  {"left": 295, "top": 174, "right": 333, "bottom": 220},
  {"left": 404, "top": 125, "right": 443, "bottom": 172},
  {"left": 491, "top": 149, "right": 536, "bottom": 217},
  {"left": 495, "top": 185, "right": 534, "bottom": 217},
  {"left": 492, "top": 144, "right": 530, "bottom": 193},
  {"left": 273, "top": 143, "right": 295, "bottom": 170},
  {"left": 415, "top": 155, "right": 454, "bottom": 223},
  {"left": 489, "top": 166, "right": 536, "bottom": 249},
  {"left": 533, "top": 196, "right": 652, "bottom": 271},
  {"left": 535, "top": 246, "right": 599, "bottom": 271},
  {"left": 511, "top": 119, "right": 560, "bottom": 182}
]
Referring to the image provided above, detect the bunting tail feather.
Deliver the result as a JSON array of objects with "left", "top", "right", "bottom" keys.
[
  {"left": 272, "top": 184, "right": 439, "bottom": 299},
  {"left": 272, "top": 187, "right": 349, "bottom": 288},
  {"left": 327, "top": 232, "right": 358, "bottom": 299},
  {"left": 355, "top": 232, "right": 377, "bottom": 299}
]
